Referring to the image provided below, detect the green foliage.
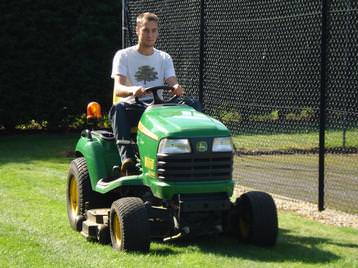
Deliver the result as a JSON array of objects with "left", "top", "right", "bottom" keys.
[
  {"left": 102, "top": 114, "right": 111, "bottom": 129},
  {"left": 285, "top": 107, "right": 315, "bottom": 121},
  {"left": 0, "top": 1, "right": 121, "bottom": 130},
  {"left": 220, "top": 110, "right": 242, "bottom": 125},
  {"left": 68, "top": 114, "right": 88, "bottom": 129},
  {"left": 13, "top": 113, "right": 111, "bottom": 130},
  {"left": 219, "top": 108, "right": 313, "bottom": 126},
  {"left": 15, "top": 120, "right": 48, "bottom": 130},
  {"left": 15, "top": 117, "right": 81, "bottom": 131},
  {"left": 67, "top": 113, "right": 110, "bottom": 129},
  {"left": 249, "top": 110, "right": 279, "bottom": 122}
]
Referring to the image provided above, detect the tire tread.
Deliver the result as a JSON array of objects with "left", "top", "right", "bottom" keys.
[
  {"left": 237, "top": 191, "right": 278, "bottom": 246},
  {"left": 110, "top": 197, "right": 150, "bottom": 252}
]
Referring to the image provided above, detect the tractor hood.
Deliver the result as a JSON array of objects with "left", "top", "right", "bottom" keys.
[{"left": 138, "top": 104, "right": 230, "bottom": 140}]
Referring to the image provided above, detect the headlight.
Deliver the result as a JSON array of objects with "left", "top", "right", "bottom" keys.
[
  {"left": 212, "top": 137, "right": 233, "bottom": 152},
  {"left": 158, "top": 139, "right": 191, "bottom": 154}
]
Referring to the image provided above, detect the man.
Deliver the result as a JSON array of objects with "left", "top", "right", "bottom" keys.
[{"left": 110, "top": 12, "right": 184, "bottom": 175}]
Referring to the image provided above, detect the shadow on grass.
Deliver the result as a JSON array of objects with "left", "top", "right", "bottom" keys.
[
  {"left": 149, "top": 247, "right": 179, "bottom": 256},
  {"left": 0, "top": 133, "right": 78, "bottom": 164},
  {"left": 153, "top": 228, "right": 356, "bottom": 263}
]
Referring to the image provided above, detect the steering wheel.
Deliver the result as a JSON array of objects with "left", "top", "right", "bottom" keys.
[{"left": 135, "top": 86, "right": 178, "bottom": 106}]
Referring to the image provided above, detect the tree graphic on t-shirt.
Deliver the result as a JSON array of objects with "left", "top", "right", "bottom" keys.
[{"left": 135, "top": 65, "right": 158, "bottom": 85}]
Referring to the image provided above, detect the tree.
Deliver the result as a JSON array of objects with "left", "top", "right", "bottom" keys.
[{"left": 135, "top": 65, "right": 158, "bottom": 85}]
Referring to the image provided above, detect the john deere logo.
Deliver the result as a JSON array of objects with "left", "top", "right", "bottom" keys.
[{"left": 196, "top": 141, "right": 208, "bottom": 152}]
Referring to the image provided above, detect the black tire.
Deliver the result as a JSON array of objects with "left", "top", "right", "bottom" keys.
[
  {"left": 110, "top": 197, "right": 150, "bottom": 252},
  {"left": 235, "top": 191, "right": 278, "bottom": 246},
  {"left": 98, "top": 225, "right": 111, "bottom": 245},
  {"left": 66, "top": 157, "right": 98, "bottom": 231}
]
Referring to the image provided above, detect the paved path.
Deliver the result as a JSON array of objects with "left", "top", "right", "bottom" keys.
[{"left": 233, "top": 154, "right": 358, "bottom": 214}]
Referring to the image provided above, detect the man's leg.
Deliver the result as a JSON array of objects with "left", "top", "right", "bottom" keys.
[{"left": 109, "top": 102, "right": 136, "bottom": 163}]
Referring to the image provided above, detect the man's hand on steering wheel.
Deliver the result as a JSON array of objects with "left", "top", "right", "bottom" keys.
[
  {"left": 135, "top": 85, "right": 183, "bottom": 106},
  {"left": 171, "top": 83, "right": 184, "bottom": 96},
  {"left": 132, "top": 86, "right": 146, "bottom": 97}
]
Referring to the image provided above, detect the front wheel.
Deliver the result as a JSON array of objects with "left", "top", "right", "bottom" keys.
[
  {"left": 110, "top": 197, "right": 150, "bottom": 252},
  {"left": 231, "top": 191, "right": 278, "bottom": 246}
]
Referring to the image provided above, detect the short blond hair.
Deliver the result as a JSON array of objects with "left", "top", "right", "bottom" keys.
[{"left": 136, "top": 12, "right": 158, "bottom": 27}]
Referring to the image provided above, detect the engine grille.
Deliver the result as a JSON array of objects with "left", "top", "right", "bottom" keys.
[{"left": 157, "top": 152, "right": 233, "bottom": 181}]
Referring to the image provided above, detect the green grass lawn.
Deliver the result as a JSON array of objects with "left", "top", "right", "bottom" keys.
[
  {"left": 233, "top": 129, "right": 358, "bottom": 152},
  {"left": 0, "top": 133, "right": 357, "bottom": 267}
]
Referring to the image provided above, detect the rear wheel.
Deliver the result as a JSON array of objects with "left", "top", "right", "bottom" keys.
[
  {"left": 110, "top": 197, "right": 150, "bottom": 252},
  {"left": 66, "top": 157, "right": 97, "bottom": 231},
  {"left": 234, "top": 191, "right": 278, "bottom": 246}
]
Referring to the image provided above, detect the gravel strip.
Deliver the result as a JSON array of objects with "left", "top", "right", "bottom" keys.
[{"left": 235, "top": 185, "right": 358, "bottom": 229}]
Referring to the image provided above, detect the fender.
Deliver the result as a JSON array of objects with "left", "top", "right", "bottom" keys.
[
  {"left": 75, "top": 134, "right": 119, "bottom": 190},
  {"left": 76, "top": 131, "right": 146, "bottom": 193}
]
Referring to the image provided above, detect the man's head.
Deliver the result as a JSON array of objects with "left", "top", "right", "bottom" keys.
[{"left": 136, "top": 12, "right": 159, "bottom": 48}]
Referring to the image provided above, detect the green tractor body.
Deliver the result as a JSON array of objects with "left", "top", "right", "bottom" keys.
[
  {"left": 67, "top": 100, "right": 278, "bottom": 252},
  {"left": 75, "top": 105, "right": 234, "bottom": 199}
]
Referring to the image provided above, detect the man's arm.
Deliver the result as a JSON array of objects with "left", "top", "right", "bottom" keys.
[
  {"left": 113, "top": 75, "right": 146, "bottom": 97},
  {"left": 165, "top": 76, "right": 184, "bottom": 96}
]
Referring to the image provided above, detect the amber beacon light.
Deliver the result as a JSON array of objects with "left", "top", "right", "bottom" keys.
[{"left": 87, "top": 102, "right": 102, "bottom": 120}]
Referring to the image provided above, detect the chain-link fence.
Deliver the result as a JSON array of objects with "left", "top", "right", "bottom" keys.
[{"left": 124, "top": 0, "right": 358, "bottom": 214}]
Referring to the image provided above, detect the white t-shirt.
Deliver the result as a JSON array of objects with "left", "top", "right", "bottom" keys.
[{"left": 111, "top": 46, "right": 176, "bottom": 104}]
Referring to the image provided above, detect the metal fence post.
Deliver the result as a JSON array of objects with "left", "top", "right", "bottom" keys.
[
  {"left": 319, "top": 0, "right": 330, "bottom": 211},
  {"left": 122, "top": 0, "right": 126, "bottom": 49},
  {"left": 122, "top": 0, "right": 134, "bottom": 48},
  {"left": 198, "top": 0, "right": 206, "bottom": 109}
]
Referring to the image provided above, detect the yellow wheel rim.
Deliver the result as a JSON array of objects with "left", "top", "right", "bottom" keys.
[
  {"left": 69, "top": 175, "right": 79, "bottom": 216},
  {"left": 113, "top": 212, "right": 122, "bottom": 246}
]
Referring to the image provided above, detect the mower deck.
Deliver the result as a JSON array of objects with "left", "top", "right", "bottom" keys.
[{"left": 81, "top": 209, "right": 111, "bottom": 244}]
